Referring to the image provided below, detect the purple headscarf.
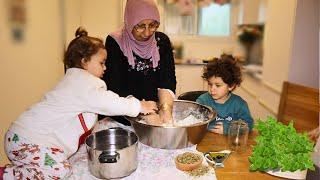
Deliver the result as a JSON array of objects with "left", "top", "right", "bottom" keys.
[{"left": 110, "top": 0, "right": 160, "bottom": 68}]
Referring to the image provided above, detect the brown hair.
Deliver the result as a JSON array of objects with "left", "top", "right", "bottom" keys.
[
  {"left": 63, "top": 27, "right": 105, "bottom": 69},
  {"left": 202, "top": 54, "right": 242, "bottom": 89}
]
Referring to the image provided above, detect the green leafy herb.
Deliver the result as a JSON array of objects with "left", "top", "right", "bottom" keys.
[{"left": 249, "top": 116, "right": 315, "bottom": 172}]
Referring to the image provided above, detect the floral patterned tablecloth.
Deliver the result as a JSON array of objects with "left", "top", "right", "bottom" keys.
[{"left": 67, "top": 119, "right": 216, "bottom": 180}]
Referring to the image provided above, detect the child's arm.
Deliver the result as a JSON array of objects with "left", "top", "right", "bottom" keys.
[
  {"left": 140, "top": 100, "right": 158, "bottom": 115},
  {"left": 197, "top": 94, "right": 224, "bottom": 134},
  {"left": 238, "top": 102, "right": 254, "bottom": 131},
  {"left": 85, "top": 87, "right": 156, "bottom": 117},
  {"left": 208, "top": 122, "right": 224, "bottom": 134}
]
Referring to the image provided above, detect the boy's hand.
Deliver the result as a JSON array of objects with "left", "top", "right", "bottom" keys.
[
  {"left": 209, "top": 122, "right": 224, "bottom": 134},
  {"left": 140, "top": 100, "right": 158, "bottom": 115}
]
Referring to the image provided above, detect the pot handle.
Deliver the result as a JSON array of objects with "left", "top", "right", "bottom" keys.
[
  {"left": 98, "top": 151, "right": 120, "bottom": 163},
  {"left": 108, "top": 127, "right": 122, "bottom": 130}
]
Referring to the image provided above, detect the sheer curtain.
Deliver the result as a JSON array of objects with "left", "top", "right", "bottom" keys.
[{"left": 159, "top": 0, "right": 197, "bottom": 35}]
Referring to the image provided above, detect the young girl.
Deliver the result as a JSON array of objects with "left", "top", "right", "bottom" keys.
[
  {"left": 196, "top": 54, "right": 254, "bottom": 135},
  {"left": 1, "top": 27, "right": 157, "bottom": 179}
]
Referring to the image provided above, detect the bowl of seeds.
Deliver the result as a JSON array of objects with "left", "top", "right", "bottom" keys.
[{"left": 174, "top": 152, "right": 203, "bottom": 171}]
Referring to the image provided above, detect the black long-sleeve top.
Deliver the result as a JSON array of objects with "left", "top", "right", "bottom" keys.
[{"left": 102, "top": 31, "right": 176, "bottom": 102}]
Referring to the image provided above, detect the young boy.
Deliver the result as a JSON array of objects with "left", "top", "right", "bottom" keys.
[{"left": 196, "top": 54, "right": 253, "bottom": 135}]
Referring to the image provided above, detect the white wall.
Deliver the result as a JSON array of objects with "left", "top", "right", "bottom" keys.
[
  {"left": 0, "top": 0, "right": 64, "bottom": 164},
  {"left": 262, "top": 0, "right": 297, "bottom": 92},
  {"left": 241, "top": 0, "right": 260, "bottom": 24},
  {"left": 171, "top": 36, "right": 235, "bottom": 60},
  {"left": 288, "top": 0, "right": 319, "bottom": 88},
  {"left": 80, "top": 0, "right": 122, "bottom": 41},
  {"left": 65, "top": 0, "right": 121, "bottom": 45},
  {"left": 64, "top": 0, "right": 81, "bottom": 46}
]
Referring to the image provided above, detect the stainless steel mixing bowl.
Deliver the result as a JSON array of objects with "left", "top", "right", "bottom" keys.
[{"left": 125, "top": 100, "right": 216, "bottom": 149}]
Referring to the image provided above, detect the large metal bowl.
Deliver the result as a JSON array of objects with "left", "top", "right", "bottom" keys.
[{"left": 125, "top": 100, "right": 216, "bottom": 149}]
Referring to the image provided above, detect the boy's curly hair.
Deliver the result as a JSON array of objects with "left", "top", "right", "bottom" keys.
[{"left": 202, "top": 54, "right": 242, "bottom": 89}]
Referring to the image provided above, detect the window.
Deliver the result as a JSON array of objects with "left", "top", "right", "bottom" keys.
[
  {"left": 198, "top": 3, "right": 230, "bottom": 36},
  {"left": 162, "top": 1, "right": 197, "bottom": 35},
  {"left": 160, "top": 1, "right": 231, "bottom": 37}
]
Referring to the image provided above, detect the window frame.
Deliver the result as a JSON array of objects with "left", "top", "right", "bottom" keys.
[{"left": 158, "top": 0, "right": 239, "bottom": 44}]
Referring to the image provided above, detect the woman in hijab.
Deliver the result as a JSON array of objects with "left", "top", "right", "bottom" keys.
[{"left": 101, "top": 0, "right": 176, "bottom": 125}]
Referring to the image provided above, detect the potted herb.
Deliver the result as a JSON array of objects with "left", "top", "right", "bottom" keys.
[
  {"left": 249, "top": 117, "right": 315, "bottom": 179},
  {"left": 237, "top": 24, "right": 263, "bottom": 65}
]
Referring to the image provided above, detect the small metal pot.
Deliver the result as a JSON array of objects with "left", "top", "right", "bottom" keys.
[
  {"left": 85, "top": 128, "right": 138, "bottom": 179},
  {"left": 125, "top": 100, "right": 216, "bottom": 149}
]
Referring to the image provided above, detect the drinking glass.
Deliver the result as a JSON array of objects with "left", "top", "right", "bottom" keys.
[{"left": 227, "top": 120, "right": 249, "bottom": 153}]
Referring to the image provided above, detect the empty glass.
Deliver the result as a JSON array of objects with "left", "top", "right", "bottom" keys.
[{"left": 228, "top": 120, "right": 249, "bottom": 153}]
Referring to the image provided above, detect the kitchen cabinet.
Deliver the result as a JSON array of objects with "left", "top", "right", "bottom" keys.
[{"left": 175, "top": 64, "right": 208, "bottom": 96}]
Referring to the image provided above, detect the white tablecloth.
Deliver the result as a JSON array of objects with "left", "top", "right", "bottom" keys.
[{"left": 67, "top": 119, "right": 216, "bottom": 180}]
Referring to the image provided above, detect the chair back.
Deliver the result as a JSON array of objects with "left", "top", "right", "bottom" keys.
[
  {"left": 178, "top": 91, "right": 207, "bottom": 102},
  {"left": 277, "top": 81, "right": 319, "bottom": 132}
]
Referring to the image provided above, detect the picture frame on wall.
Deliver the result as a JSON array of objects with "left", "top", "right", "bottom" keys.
[{"left": 8, "top": 0, "right": 26, "bottom": 42}]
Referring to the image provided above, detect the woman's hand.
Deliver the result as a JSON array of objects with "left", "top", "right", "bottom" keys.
[
  {"left": 140, "top": 100, "right": 158, "bottom": 115},
  {"left": 159, "top": 109, "right": 173, "bottom": 124},
  {"left": 157, "top": 89, "right": 174, "bottom": 124},
  {"left": 158, "top": 103, "right": 173, "bottom": 124},
  {"left": 209, "top": 122, "right": 224, "bottom": 134},
  {"left": 142, "top": 112, "right": 163, "bottom": 126}
]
